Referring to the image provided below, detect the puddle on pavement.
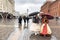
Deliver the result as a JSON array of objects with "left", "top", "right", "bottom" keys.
[
  {"left": 7, "top": 19, "right": 58, "bottom": 40},
  {"left": 30, "top": 34, "right": 57, "bottom": 40},
  {"left": 51, "top": 36, "right": 57, "bottom": 40},
  {"left": 7, "top": 26, "right": 21, "bottom": 40},
  {"left": 18, "top": 19, "right": 58, "bottom": 40},
  {"left": 18, "top": 28, "right": 57, "bottom": 40}
]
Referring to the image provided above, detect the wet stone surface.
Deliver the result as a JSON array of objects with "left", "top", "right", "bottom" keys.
[
  {"left": 0, "top": 19, "right": 60, "bottom": 40},
  {"left": 30, "top": 34, "right": 51, "bottom": 40},
  {"left": 0, "top": 19, "right": 17, "bottom": 40},
  {"left": 19, "top": 28, "right": 58, "bottom": 40}
]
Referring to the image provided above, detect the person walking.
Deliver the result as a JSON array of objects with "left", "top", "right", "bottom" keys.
[
  {"left": 31, "top": 15, "right": 40, "bottom": 35},
  {"left": 33, "top": 15, "right": 40, "bottom": 24},
  {"left": 26, "top": 16, "right": 30, "bottom": 27},
  {"left": 18, "top": 16, "right": 22, "bottom": 25},
  {"left": 23, "top": 16, "right": 26, "bottom": 27},
  {"left": 40, "top": 16, "right": 52, "bottom": 36}
]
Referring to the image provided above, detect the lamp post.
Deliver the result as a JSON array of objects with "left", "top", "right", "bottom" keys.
[
  {"left": 27, "top": 9, "right": 29, "bottom": 28},
  {"left": 27, "top": 9, "right": 29, "bottom": 16},
  {"left": 55, "top": 13, "right": 58, "bottom": 25}
]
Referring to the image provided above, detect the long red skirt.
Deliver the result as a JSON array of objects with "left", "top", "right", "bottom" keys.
[
  {"left": 40, "top": 24, "right": 52, "bottom": 35},
  {"left": 41, "top": 24, "right": 47, "bottom": 35}
]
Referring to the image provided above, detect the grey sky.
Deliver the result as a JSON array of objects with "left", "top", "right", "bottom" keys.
[
  {"left": 15, "top": 0, "right": 46, "bottom": 4},
  {"left": 15, "top": 0, "right": 46, "bottom": 15}
]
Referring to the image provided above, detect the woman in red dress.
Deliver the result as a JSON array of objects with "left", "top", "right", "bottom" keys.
[{"left": 40, "top": 16, "right": 52, "bottom": 36}]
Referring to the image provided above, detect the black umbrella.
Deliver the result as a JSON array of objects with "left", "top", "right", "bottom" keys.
[
  {"left": 29, "top": 12, "right": 40, "bottom": 16},
  {"left": 40, "top": 13, "right": 54, "bottom": 19}
]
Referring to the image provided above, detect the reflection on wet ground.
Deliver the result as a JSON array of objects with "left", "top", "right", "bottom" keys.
[
  {"left": 18, "top": 19, "right": 59, "bottom": 40},
  {"left": 18, "top": 28, "right": 57, "bottom": 40},
  {"left": 30, "top": 34, "right": 51, "bottom": 40},
  {"left": 15, "top": 28, "right": 57, "bottom": 40},
  {"left": 7, "top": 27, "right": 22, "bottom": 40},
  {"left": 0, "top": 19, "right": 17, "bottom": 40},
  {"left": 0, "top": 19, "right": 16, "bottom": 25},
  {"left": 30, "top": 33, "right": 57, "bottom": 40},
  {"left": 0, "top": 19, "right": 60, "bottom": 40}
]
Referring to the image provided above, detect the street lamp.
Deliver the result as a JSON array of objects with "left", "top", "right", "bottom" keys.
[
  {"left": 27, "top": 9, "right": 29, "bottom": 16},
  {"left": 26, "top": 9, "right": 29, "bottom": 28}
]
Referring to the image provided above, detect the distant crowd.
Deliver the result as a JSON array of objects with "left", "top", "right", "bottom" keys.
[{"left": 18, "top": 15, "right": 41, "bottom": 26}]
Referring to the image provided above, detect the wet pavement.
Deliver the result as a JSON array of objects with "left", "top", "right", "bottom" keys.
[
  {"left": 0, "top": 19, "right": 18, "bottom": 40},
  {"left": 8, "top": 28, "right": 57, "bottom": 40},
  {"left": 7, "top": 28, "right": 21, "bottom": 40},
  {"left": 0, "top": 19, "right": 60, "bottom": 40}
]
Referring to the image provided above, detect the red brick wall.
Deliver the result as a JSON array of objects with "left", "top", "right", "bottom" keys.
[
  {"left": 58, "top": 1, "right": 60, "bottom": 16},
  {"left": 41, "top": 2, "right": 51, "bottom": 14},
  {"left": 49, "top": 1, "right": 59, "bottom": 17},
  {"left": 40, "top": 0, "right": 60, "bottom": 17}
]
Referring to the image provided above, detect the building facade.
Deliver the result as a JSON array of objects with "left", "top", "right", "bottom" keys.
[
  {"left": 50, "top": 0, "right": 60, "bottom": 17},
  {"left": 0, "top": 0, "right": 15, "bottom": 14},
  {"left": 40, "top": 0, "right": 60, "bottom": 17},
  {"left": 0, "top": 0, "right": 15, "bottom": 18},
  {"left": 46, "top": 0, "right": 56, "bottom": 1},
  {"left": 40, "top": 2, "right": 51, "bottom": 14}
]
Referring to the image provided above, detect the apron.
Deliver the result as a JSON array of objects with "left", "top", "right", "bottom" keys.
[{"left": 40, "top": 23, "right": 52, "bottom": 35}]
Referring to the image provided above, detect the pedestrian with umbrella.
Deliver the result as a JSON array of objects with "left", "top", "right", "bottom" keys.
[
  {"left": 29, "top": 12, "right": 41, "bottom": 35},
  {"left": 29, "top": 12, "right": 40, "bottom": 23},
  {"left": 40, "top": 13, "right": 54, "bottom": 37}
]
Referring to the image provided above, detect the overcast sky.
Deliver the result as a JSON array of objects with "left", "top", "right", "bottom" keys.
[{"left": 15, "top": 0, "right": 46, "bottom": 15}]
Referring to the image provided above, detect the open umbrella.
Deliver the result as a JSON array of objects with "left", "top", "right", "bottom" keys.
[
  {"left": 40, "top": 13, "right": 54, "bottom": 19},
  {"left": 29, "top": 12, "right": 40, "bottom": 16}
]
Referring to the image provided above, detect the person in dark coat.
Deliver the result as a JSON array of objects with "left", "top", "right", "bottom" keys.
[
  {"left": 33, "top": 15, "right": 40, "bottom": 24},
  {"left": 19, "top": 16, "right": 22, "bottom": 24},
  {"left": 23, "top": 16, "right": 26, "bottom": 25},
  {"left": 26, "top": 16, "right": 30, "bottom": 27}
]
